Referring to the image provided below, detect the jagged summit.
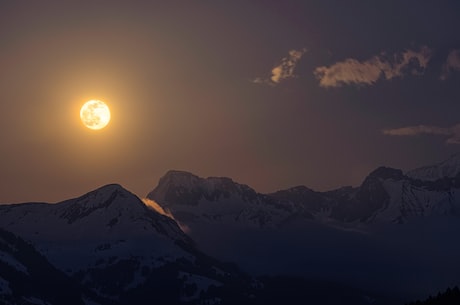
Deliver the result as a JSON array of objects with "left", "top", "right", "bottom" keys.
[
  {"left": 157, "top": 170, "right": 242, "bottom": 189},
  {"left": 366, "top": 166, "right": 404, "bottom": 180},
  {"left": 147, "top": 170, "right": 257, "bottom": 208},
  {"left": 406, "top": 153, "right": 460, "bottom": 181},
  {"left": 160, "top": 170, "right": 201, "bottom": 184},
  {"left": 149, "top": 157, "right": 460, "bottom": 228}
]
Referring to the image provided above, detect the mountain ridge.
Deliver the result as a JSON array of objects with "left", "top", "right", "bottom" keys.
[
  {"left": 406, "top": 153, "right": 460, "bottom": 181},
  {"left": 148, "top": 155, "right": 460, "bottom": 228}
]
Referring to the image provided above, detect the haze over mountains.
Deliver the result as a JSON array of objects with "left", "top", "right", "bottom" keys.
[
  {"left": 146, "top": 154, "right": 460, "bottom": 299},
  {"left": 1, "top": 154, "right": 460, "bottom": 304}
]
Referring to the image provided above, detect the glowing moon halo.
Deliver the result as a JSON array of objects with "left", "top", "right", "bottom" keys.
[{"left": 80, "top": 100, "right": 111, "bottom": 130}]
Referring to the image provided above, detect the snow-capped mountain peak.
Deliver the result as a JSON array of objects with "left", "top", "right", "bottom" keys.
[
  {"left": 58, "top": 183, "right": 146, "bottom": 224},
  {"left": 149, "top": 157, "right": 460, "bottom": 229},
  {"left": 0, "top": 184, "right": 193, "bottom": 274},
  {"left": 148, "top": 171, "right": 293, "bottom": 228},
  {"left": 0, "top": 185, "right": 253, "bottom": 304},
  {"left": 406, "top": 153, "right": 460, "bottom": 181}
]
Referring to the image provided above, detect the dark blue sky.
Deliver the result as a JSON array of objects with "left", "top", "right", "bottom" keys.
[{"left": 1, "top": 1, "right": 460, "bottom": 202}]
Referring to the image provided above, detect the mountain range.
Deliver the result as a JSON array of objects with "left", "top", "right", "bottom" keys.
[
  {"left": 1, "top": 154, "right": 460, "bottom": 304},
  {"left": 148, "top": 153, "right": 460, "bottom": 227},
  {"left": 147, "top": 154, "right": 460, "bottom": 299}
]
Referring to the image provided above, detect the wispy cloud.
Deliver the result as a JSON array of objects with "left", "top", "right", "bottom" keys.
[
  {"left": 142, "top": 198, "right": 173, "bottom": 218},
  {"left": 142, "top": 198, "right": 191, "bottom": 233},
  {"left": 441, "top": 49, "right": 460, "bottom": 80},
  {"left": 253, "top": 48, "right": 306, "bottom": 85},
  {"left": 383, "top": 123, "right": 460, "bottom": 144},
  {"left": 314, "top": 46, "right": 432, "bottom": 88}
]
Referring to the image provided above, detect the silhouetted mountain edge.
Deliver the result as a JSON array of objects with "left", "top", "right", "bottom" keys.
[{"left": 406, "top": 286, "right": 460, "bottom": 305}]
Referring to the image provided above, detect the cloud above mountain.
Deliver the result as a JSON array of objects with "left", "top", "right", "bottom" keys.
[
  {"left": 142, "top": 198, "right": 174, "bottom": 218},
  {"left": 383, "top": 123, "right": 460, "bottom": 144},
  {"left": 314, "top": 47, "right": 432, "bottom": 88},
  {"left": 441, "top": 49, "right": 460, "bottom": 80},
  {"left": 253, "top": 48, "right": 306, "bottom": 85}
]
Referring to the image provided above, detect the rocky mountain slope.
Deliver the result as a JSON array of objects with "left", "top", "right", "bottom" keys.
[
  {"left": 406, "top": 153, "right": 460, "bottom": 181},
  {"left": 148, "top": 160, "right": 460, "bottom": 229}
]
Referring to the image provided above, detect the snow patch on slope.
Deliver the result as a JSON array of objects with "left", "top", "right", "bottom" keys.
[
  {"left": 178, "top": 271, "right": 223, "bottom": 301},
  {"left": 0, "top": 277, "right": 11, "bottom": 295},
  {"left": 0, "top": 251, "right": 28, "bottom": 275}
]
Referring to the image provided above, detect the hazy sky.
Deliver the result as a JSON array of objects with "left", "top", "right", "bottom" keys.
[{"left": 1, "top": 1, "right": 460, "bottom": 203}]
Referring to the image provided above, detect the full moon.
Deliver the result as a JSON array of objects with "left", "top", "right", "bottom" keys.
[{"left": 80, "top": 100, "right": 111, "bottom": 130}]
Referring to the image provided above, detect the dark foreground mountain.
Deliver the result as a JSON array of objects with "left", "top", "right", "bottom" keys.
[
  {"left": 406, "top": 286, "right": 460, "bottom": 305},
  {"left": 147, "top": 154, "right": 460, "bottom": 301},
  {"left": 0, "top": 185, "right": 256, "bottom": 304},
  {"left": 0, "top": 227, "right": 85, "bottom": 305}
]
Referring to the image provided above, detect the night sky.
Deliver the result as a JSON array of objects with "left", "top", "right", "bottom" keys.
[{"left": 1, "top": 1, "right": 460, "bottom": 203}]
